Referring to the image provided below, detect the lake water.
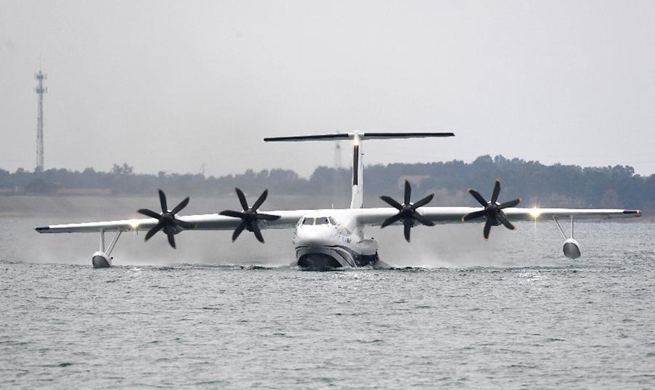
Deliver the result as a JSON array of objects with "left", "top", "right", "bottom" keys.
[{"left": 1, "top": 217, "right": 654, "bottom": 389}]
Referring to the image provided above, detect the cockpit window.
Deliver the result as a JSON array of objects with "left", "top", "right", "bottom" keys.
[{"left": 301, "top": 217, "right": 334, "bottom": 225}]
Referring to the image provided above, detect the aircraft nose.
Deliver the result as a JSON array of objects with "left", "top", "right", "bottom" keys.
[{"left": 295, "top": 225, "right": 339, "bottom": 245}]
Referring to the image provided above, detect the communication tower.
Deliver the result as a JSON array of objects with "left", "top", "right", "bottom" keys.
[{"left": 35, "top": 69, "right": 47, "bottom": 171}]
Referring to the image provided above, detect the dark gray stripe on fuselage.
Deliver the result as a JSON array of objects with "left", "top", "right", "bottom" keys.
[{"left": 353, "top": 145, "right": 359, "bottom": 186}]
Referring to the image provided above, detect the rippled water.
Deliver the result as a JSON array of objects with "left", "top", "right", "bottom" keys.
[{"left": 1, "top": 218, "right": 654, "bottom": 389}]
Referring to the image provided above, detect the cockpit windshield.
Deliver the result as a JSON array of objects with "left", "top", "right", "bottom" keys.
[{"left": 301, "top": 217, "right": 333, "bottom": 226}]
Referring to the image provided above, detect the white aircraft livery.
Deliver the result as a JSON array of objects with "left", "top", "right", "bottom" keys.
[{"left": 35, "top": 132, "right": 642, "bottom": 269}]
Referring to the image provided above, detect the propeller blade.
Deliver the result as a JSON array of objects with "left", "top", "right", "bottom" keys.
[
  {"left": 499, "top": 198, "right": 521, "bottom": 209},
  {"left": 412, "top": 193, "right": 434, "bottom": 209},
  {"left": 380, "top": 195, "right": 403, "bottom": 211},
  {"left": 462, "top": 209, "right": 486, "bottom": 222},
  {"left": 158, "top": 189, "right": 168, "bottom": 213},
  {"left": 220, "top": 210, "right": 246, "bottom": 219},
  {"left": 403, "top": 220, "right": 412, "bottom": 242},
  {"left": 138, "top": 208, "right": 161, "bottom": 220},
  {"left": 483, "top": 219, "right": 493, "bottom": 240},
  {"left": 232, "top": 220, "right": 248, "bottom": 242},
  {"left": 497, "top": 213, "right": 515, "bottom": 230},
  {"left": 381, "top": 213, "right": 403, "bottom": 228},
  {"left": 252, "top": 189, "right": 268, "bottom": 211},
  {"left": 491, "top": 180, "right": 501, "bottom": 204},
  {"left": 257, "top": 213, "right": 281, "bottom": 221},
  {"left": 468, "top": 189, "right": 488, "bottom": 207},
  {"left": 173, "top": 218, "right": 196, "bottom": 230},
  {"left": 166, "top": 232, "right": 176, "bottom": 249},
  {"left": 235, "top": 188, "right": 249, "bottom": 211},
  {"left": 252, "top": 223, "right": 265, "bottom": 243},
  {"left": 404, "top": 180, "right": 411, "bottom": 205},
  {"left": 412, "top": 211, "right": 435, "bottom": 227},
  {"left": 145, "top": 222, "right": 164, "bottom": 242},
  {"left": 170, "top": 196, "right": 190, "bottom": 215}
]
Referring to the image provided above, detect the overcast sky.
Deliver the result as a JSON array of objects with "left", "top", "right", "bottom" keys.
[{"left": 1, "top": 0, "right": 654, "bottom": 178}]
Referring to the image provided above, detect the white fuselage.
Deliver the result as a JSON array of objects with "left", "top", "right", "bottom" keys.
[{"left": 292, "top": 210, "right": 378, "bottom": 269}]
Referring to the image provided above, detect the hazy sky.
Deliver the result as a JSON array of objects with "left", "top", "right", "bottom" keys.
[{"left": 1, "top": 0, "right": 654, "bottom": 178}]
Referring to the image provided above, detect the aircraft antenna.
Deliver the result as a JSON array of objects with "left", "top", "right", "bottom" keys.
[{"left": 35, "top": 66, "right": 47, "bottom": 171}]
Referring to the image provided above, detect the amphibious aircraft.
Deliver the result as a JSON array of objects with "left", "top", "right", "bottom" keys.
[{"left": 35, "top": 132, "right": 641, "bottom": 269}]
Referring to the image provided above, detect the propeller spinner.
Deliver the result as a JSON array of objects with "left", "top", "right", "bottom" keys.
[
  {"left": 380, "top": 180, "right": 435, "bottom": 242},
  {"left": 462, "top": 179, "right": 521, "bottom": 240},
  {"left": 219, "top": 188, "right": 281, "bottom": 243},
  {"left": 137, "top": 189, "right": 196, "bottom": 248}
]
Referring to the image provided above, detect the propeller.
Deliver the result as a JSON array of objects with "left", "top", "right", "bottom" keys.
[
  {"left": 137, "top": 189, "right": 196, "bottom": 248},
  {"left": 380, "top": 180, "right": 435, "bottom": 242},
  {"left": 219, "top": 188, "right": 281, "bottom": 243},
  {"left": 462, "top": 179, "right": 521, "bottom": 240}
]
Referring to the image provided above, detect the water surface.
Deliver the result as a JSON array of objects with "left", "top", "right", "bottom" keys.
[{"left": 1, "top": 219, "right": 654, "bottom": 389}]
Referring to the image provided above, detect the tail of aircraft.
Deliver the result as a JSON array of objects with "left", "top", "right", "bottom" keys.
[{"left": 264, "top": 132, "right": 455, "bottom": 208}]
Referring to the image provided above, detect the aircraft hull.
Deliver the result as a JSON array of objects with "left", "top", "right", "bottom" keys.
[{"left": 295, "top": 238, "right": 379, "bottom": 270}]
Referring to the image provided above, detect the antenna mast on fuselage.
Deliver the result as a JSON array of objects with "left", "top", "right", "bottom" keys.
[{"left": 264, "top": 131, "right": 455, "bottom": 209}]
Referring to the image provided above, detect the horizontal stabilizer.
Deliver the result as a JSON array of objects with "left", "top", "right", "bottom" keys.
[
  {"left": 264, "top": 134, "right": 350, "bottom": 142},
  {"left": 264, "top": 132, "right": 455, "bottom": 142},
  {"left": 362, "top": 132, "right": 454, "bottom": 139}
]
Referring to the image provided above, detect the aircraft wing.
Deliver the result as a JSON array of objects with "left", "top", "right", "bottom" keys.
[
  {"left": 354, "top": 207, "right": 642, "bottom": 226},
  {"left": 35, "top": 210, "right": 310, "bottom": 234},
  {"left": 35, "top": 206, "right": 641, "bottom": 234},
  {"left": 502, "top": 208, "right": 642, "bottom": 221}
]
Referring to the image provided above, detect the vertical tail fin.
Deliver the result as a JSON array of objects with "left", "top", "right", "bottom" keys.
[{"left": 351, "top": 133, "right": 364, "bottom": 208}]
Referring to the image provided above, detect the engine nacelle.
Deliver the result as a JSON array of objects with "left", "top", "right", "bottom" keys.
[
  {"left": 563, "top": 238, "right": 581, "bottom": 259},
  {"left": 92, "top": 251, "right": 112, "bottom": 268}
]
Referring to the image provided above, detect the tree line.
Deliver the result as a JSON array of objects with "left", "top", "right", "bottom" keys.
[{"left": 1, "top": 156, "right": 653, "bottom": 213}]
